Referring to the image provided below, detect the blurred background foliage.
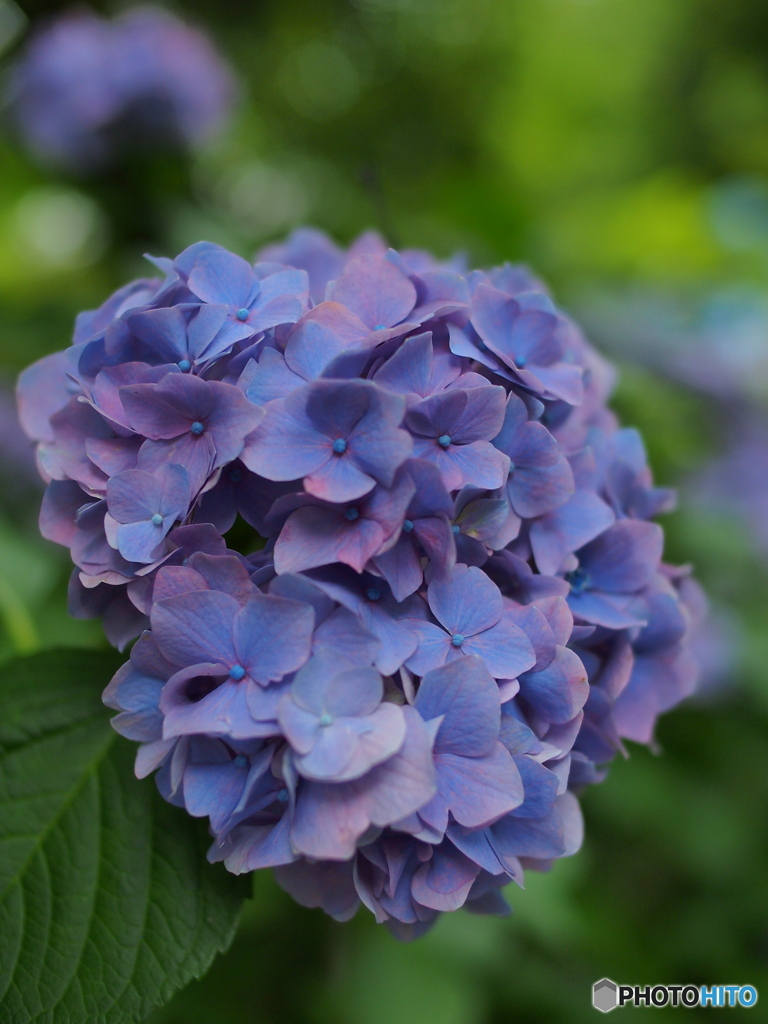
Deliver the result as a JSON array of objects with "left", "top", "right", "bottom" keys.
[{"left": 1, "top": 0, "right": 767, "bottom": 1020}]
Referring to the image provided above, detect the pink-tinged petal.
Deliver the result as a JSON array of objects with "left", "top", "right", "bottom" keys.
[
  {"left": 461, "top": 611, "right": 536, "bottom": 679},
  {"left": 437, "top": 744, "right": 524, "bottom": 828},
  {"left": 284, "top": 302, "right": 369, "bottom": 380},
  {"left": 329, "top": 254, "right": 417, "bottom": 330},
  {"left": 414, "top": 655, "right": 499, "bottom": 756},
  {"left": 445, "top": 441, "right": 510, "bottom": 490},
  {"left": 153, "top": 566, "right": 209, "bottom": 602},
  {"left": 274, "top": 505, "right": 385, "bottom": 574},
  {"left": 518, "top": 646, "right": 589, "bottom": 723},
  {"left": 428, "top": 564, "right": 502, "bottom": 636},
  {"left": 86, "top": 436, "right": 142, "bottom": 477},
  {"left": 151, "top": 589, "right": 240, "bottom": 666},
  {"left": 305, "top": 454, "right": 376, "bottom": 503}
]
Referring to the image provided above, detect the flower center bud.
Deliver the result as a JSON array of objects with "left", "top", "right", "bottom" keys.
[
  {"left": 451, "top": 634, "right": 465, "bottom": 647},
  {"left": 234, "top": 754, "right": 248, "bottom": 767},
  {"left": 319, "top": 712, "right": 333, "bottom": 727},
  {"left": 374, "top": 324, "right": 386, "bottom": 330},
  {"left": 190, "top": 421, "right": 205, "bottom": 435},
  {"left": 366, "top": 587, "right": 381, "bottom": 601},
  {"left": 178, "top": 359, "right": 192, "bottom": 372},
  {"left": 151, "top": 513, "right": 163, "bottom": 526},
  {"left": 438, "top": 434, "right": 452, "bottom": 448},
  {"left": 565, "top": 567, "right": 591, "bottom": 595},
  {"left": 402, "top": 519, "right": 414, "bottom": 533},
  {"left": 229, "top": 664, "right": 246, "bottom": 681},
  {"left": 235, "top": 308, "right": 250, "bottom": 322},
  {"left": 516, "top": 355, "right": 527, "bottom": 368},
  {"left": 345, "top": 507, "right": 360, "bottom": 521},
  {"left": 333, "top": 438, "right": 347, "bottom": 454},
  {"left": 452, "top": 524, "right": 461, "bottom": 535},
  {"left": 277, "top": 788, "right": 289, "bottom": 803}
]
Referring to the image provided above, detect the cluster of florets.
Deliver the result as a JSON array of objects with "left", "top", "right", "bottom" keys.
[
  {"left": 7, "top": 6, "right": 236, "bottom": 172},
  {"left": 17, "top": 228, "right": 702, "bottom": 937}
]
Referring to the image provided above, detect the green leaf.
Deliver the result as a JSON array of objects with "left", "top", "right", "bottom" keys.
[{"left": 0, "top": 649, "right": 248, "bottom": 1024}]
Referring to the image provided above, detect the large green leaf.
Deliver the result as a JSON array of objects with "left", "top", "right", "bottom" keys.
[{"left": 0, "top": 649, "right": 248, "bottom": 1024}]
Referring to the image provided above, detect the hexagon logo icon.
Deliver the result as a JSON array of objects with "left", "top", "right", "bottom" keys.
[{"left": 593, "top": 978, "right": 618, "bottom": 1013}]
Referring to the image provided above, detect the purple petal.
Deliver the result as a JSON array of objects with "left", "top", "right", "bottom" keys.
[
  {"left": 329, "top": 254, "right": 417, "bottom": 330},
  {"left": 188, "top": 249, "right": 256, "bottom": 308},
  {"left": 428, "top": 564, "right": 502, "bottom": 636},
  {"left": 530, "top": 490, "right": 615, "bottom": 575},
  {"left": 518, "top": 646, "right": 589, "bottom": 723},
  {"left": 411, "top": 845, "right": 479, "bottom": 912},
  {"left": 152, "top": 589, "right": 239, "bottom": 666},
  {"left": 435, "top": 745, "right": 524, "bottom": 828},
  {"left": 290, "top": 706, "right": 435, "bottom": 859},
  {"left": 234, "top": 593, "right": 315, "bottom": 684},
  {"left": 579, "top": 520, "right": 664, "bottom": 593},
  {"left": 414, "top": 655, "right": 500, "bottom": 756},
  {"left": 461, "top": 610, "right": 536, "bottom": 680}
]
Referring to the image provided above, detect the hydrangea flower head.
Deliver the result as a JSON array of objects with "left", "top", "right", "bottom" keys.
[
  {"left": 7, "top": 6, "right": 237, "bottom": 171},
  {"left": 19, "top": 228, "right": 703, "bottom": 938}
]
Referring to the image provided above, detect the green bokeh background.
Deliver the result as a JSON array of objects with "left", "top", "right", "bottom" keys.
[{"left": 1, "top": 1, "right": 767, "bottom": 1020}]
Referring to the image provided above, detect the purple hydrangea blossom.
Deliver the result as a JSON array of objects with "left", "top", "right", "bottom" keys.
[
  {"left": 17, "top": 228, "right": 703, "bottom": 937},
  {"left": 7, "top": 7, "right": 237, "bottom": 172}
]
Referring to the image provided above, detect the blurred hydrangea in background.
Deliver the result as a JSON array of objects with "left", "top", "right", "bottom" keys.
[{"left": 5, "top": 5, "right": 237, "bottom": 173}]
